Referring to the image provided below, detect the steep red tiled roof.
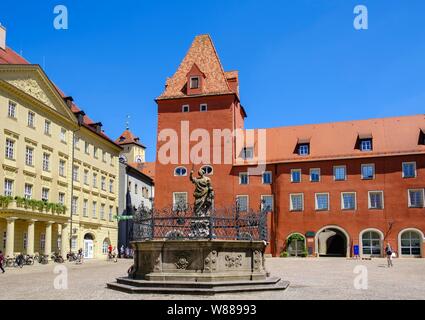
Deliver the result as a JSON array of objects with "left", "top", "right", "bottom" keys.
[
  {"left": 115, "top": 129, "right": 146, "bottom": 148},
  {"left": 128, "top": 162, "right": 155, "bottom": 181},
  {"left": 158, "top": 34, "right": 234, "bottom": 100},
  {"left": 242, "top": 115, "right": 425, "bottom": 164},
  {"left": 0, "top": 47, "right": 119, "bottom": 148}
]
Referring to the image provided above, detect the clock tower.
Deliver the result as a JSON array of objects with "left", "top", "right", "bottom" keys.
[{"left": 115, "top": 128, "right": 146, "bottom": 164}]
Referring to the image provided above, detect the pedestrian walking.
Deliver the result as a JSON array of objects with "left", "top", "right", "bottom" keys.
[
  {"left": 0, "top": 251, "right": 5, "bottom": 273},
  {"left": 385, "top": 243, "right": 394, "bottom": 268}
]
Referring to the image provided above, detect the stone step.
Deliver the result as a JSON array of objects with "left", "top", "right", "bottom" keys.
[{"left": 107, "top": 278, "right": 290, "bottom": 295}]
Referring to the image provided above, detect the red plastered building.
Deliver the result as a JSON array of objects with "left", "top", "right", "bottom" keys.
[{"left": 154, "top": 34, "right": 425, "bottom": 258}]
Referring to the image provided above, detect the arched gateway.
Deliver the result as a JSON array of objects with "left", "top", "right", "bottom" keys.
[{"left": 315, "top": 226, "right": 350, "bottom": 257}]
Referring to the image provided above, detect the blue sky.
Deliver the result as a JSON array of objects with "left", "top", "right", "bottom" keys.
[{"left": 1, "top": 0, "right": 425, "bottom": 162}]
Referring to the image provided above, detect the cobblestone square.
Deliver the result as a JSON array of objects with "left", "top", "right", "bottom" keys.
[{"left": 1, "top": 257, "right": 424, "bottom": 300}]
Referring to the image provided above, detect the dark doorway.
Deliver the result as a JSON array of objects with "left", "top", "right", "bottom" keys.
[{"left": 326, "top": 232, "right": 346, "bottom": 257}]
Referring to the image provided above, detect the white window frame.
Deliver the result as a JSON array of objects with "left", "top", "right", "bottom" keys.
[
  {"left": 92, "top": 201, "right": 97, "bottom": 218},
  {"left": 200, "top": 104, "right": 208, "bottom": 112},
  {"left": 360, "top": 139, "right": 373, "bottom": 152},
  {"left": 4, "top": 179, "right": 13, "bottom": 197},
  {"left": 290, "top": 193, "right": 304, "bottom": 212},
  {"left": 25, "top": 146, "right": 34, "bottom": 166},
  {"left": 101, "top": 176, "right": 106, "bottom": 191},
  {"left": 44, "top": 120, "right": 51, "bottom": 135},
  {"left": 60, "top": 128, "right": 67, "bottom": 143},
  {"left": 368, "top": 191, "right": 384, "bottom": 210},
  {"left": 93, "top": 173, "right": 98, "bottom": 188},
  {"left": 241, "top": 147, "right": 254, "bottom": 160},
  {"left": 27, "top": 111, "right": 35, "bottom": 128},
  {"left": 109, "top": 179, "right": 114, "bottom": 193},
  {"left": 59, "top": 160, "right": 66, "bottom": 177},
  {"left": 73, "top": 166, "right": 79, "bottom": 182},
  {"left": 333, "top": 165, "right": 347, "bottom": 181},
  {"left": 182, "top": 105, "right": 190, "bottom": 113},
  {"left": 261, "top": 195, "right": 274, "bottom": 212},
  {"left": 236, "top": 195, "right": 249, "bottom": 211},
  {"left": 24, "top": 184, "right": 33, "bottom": 200},
  {"left": 83, "top": 199, "right": 88, "bottom": 217},
  {"left": 72, "top": 197, "right": 78, "bottom": 215},
  {"left": 41, "top": 188, "right": 49, "bottom": 202},
  {"left": 40, "top": 234, "right": 46, "bottom": 251},
  {"left": 174, "top": 166, "right": 188, "bottom": 177},
  {"left": 298, "top": 144, "right": 310, "bottom": 156},
  {"left": 262, "top": 171, "right": 272, "bottom": 184},
  {"left": 190, "top": 76, "right": 200, "bottom": 89},
  {"left": 100, "top": 204, "right": 106, "bottom": 220},
  {"left": 291, "top": 169, "right": 302, "bottom": 183},
  {"left": 239, "top": 172, "right": 249, "bottom": 185},
  {"left": 361, "top": 164, "right": 375, "bottom": 180},
  {"left": 402, "top": 162, "right": 417, "bottom": 179},
  {"left": 310, "top": 168, "right": 321, "bottom": 182},
  {"left": 109, "top": 206, "right": 114, "bottom": 222},
  {"left": 58, "top": 193, "right": 65, "bottom": 205},
  {"left": 8, "top": 101, "right": 16, "bottom": 118},
  {"left": 5, "top": 138, "right": 15, "bottom": 160},
  {"left": 341, "top": 192, "right": 357, "bottom": 211},
  {"left": 408, "top": 189, "right": 425, "bottom": 208},
  {"left": 315, "top": 193, "right": 330, "bottom": 211},
  {"left": 42, "top": 153, "right": 50, "bottom": 172}
]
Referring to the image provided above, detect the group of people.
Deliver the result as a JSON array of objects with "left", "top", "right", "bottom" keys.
[{"left": 119, "top": 245, "right": 134, "bottom": 259}]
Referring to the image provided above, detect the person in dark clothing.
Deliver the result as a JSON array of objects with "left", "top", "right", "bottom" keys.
[{"left": 0, "top": 251, "right": 5, "bottom": 273}]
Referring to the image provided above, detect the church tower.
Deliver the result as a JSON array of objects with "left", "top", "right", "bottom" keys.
[
  {"left": 116, "top": 128, "right": 146, "bottom": 164},
  {"left": 154, "top": 35, "right": 247, "bottom": 209}
]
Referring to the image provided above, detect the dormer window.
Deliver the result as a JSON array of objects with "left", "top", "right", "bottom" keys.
[
  {"left": 418, "top": 129, "right": 425, "bottom": 145},
  {"left": 360, "top": 139, "right": 373, "bottom": 152},
  {"left": 241, "top": 147, "right": 254, "bottom": 160},
  {"left": 182, "top": 105, "right": 190, "bottom": 113},
  {"left": 200, "top": 104, "right": 208, "bottom": 112},
  {"left": 190, "top": 77, "right": 200, "bottom": 89},
  {"left": 298, "top": 144, "right": 310, "bottom": 156}
]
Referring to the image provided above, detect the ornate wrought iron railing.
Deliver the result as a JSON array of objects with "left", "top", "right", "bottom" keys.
[{"left": 132, "top": 204, "right": 269, "bottom": 242}]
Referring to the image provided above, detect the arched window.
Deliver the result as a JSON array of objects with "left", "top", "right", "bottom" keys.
[
  {"left": 174, "top": 167, "right": 187, "bottom": 177},
  {"left": 362, "top": 231, "right": 381, "bottom": 256},
  {"left": 400, "top": 231, "right": 422, "bottom": 256},
  {"left": 286, "top": 234, "right": 306, "bottom": 257},
  {"left": 201, "top": 165, "right": 213, "bottom": 176}
]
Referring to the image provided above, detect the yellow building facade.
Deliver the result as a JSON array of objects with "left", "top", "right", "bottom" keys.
[{"left": 0, "top": 64, "right": 121, "bottom": 259}]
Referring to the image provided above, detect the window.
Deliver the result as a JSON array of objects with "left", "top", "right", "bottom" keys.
[
  {"left": 3, "top": 232, "right": 6, "bottom": 249},
  {"left": 174, "top": 167, "right": 187, "bottom": 177},
  {"left": 261, "top": 195, "right": 274, "bottom": 212},
  {"left": 362, "top": 232, "right": 382, "bottom": 256},
  {"left": 85, "top": 142, "right": 90, "bottom": 154},
  {"left": 182, "top": 105, "right": 190, "bottom": 113},
  {"left": 190, "top": 76, "right": 199, "bottom": 89},
  {"left": 334, "top": 166, "right": 347, "bottom": 181},
  {"left": 93, "top": 173, "right": 98, "bottom": 188},
  {"left": 60, "top": 128, "right": 67, "bottom": 143},
  {"left": 400, "top": 231, "right": 421, "bottom": 256},
  {"left": 369, "top": 191, "right": 384, "bottom": 210},
  {"left": 92, "top": 202, "right": 97, "bottom": 218},
  {"left": 200, "top": 104, "right": 208, "bottom": 112},
  {"left": 100, "top": 204, "right": 105, "bottom": 220},
  {"left": 24, "top": 184, "right": 33, "bottom": 199},
  {"left": 173, "top": 192, "right": 188, "bottom": 210},
  {"left": 109, "top": 206, "right": 114, "bottom": 222},
  {"left": 84, "top": 170, "right": 89, "bottom": 185},
  {"left": 291, "top": 169, "right": 301, "bottom": 183},
  {"left": 262, "top": 172, "right": 272, "bottom": 184},
  {"left": 201, "top": 165, "right": 213, "bottom": 176},
  {"left": 310, "top": 168, "right": 321, "bottom": 182},
  {"left": 59, "top": 160, "right": 66, "bottom": 177},
  {"left": 315, "top": 193, "right": 329, "bottom": 211},
  {"left": 23, "top": 233, "right": 27, "bottom": 250},
  {"left": 360, "top": 139, "right": 373, "bottom": 152},
  {"left": 41, "top": 188, "right": 49, "bottom": 202},
  {"left": 102, "top": 240, "right": 109, "bottom": 255},
  {"left": 40, "top": 234, "right": 46, "bottom": 251},
  {"left": 93, "top": 146, "right": 98, "bottom": 158},
  {"left": 135, "top": 184, "right": 138, "bottom": 195},
  {"left": 109, "top": 180, "right": 114, "bottom": 193},
  {"left": 44, "top": 120, "right": 51, "bottom": 135},
  {"left": 298, "top": 144, "right": 310, "bottom": 156},
  {"left": 71, "top": 237, "right": 77, "bottom": 250},
  {"left": 27, "top": 111, "right": 35, "bottom": 128},
  {"left": 83, "top": 200, "right": 88, "bottom": 217},
  {"left": 71, "top": 197, "right": 78, "bottom": 215},
  {"left": 408, "top": 189, "right": 424, "bottom": 208},
  {"left": 102, "top": 151, "right": 106, "bottom": 162},
  {"left": 236, "top": 195, "right": 249, "bottom": 211},
  {"left": 403, "top": 162, "right": 417, "bottom": 179},
  {"left": 101, "top": 176, "right": 106, "bottom": 191},
  {"left": 8, "top": 101, "right": 16, "bottom": 118},
  {"left": 73, "top": 166, "right": 79, "bottom": 182},
  {"left": 342, "top": 192, "right": 356, "bottom": 210},
  {"left": 4, "top": 179, "right": 13, "bottom": 197},
  {"left": 25, "top": 147, "right": 34, "bottom": 166},
  {"left": 239, "top": 173, "right": 249, "bottom": 185},
  {"left": 42, "top": 153, "right": 50, "bottom": 172},
  {"left": 74, "top": 136, "right": 80, "bottom": 149},
  {"left": 58, "top": 193, "right": 65, "bottom": 205},
  {"left": 5, "top": 139, "right": 15, "bottom": 160},
  {"left": 290, "top": 194, "right": 304, "bottom": 212},
  {"left": 241, "top": 147, "right": 254, "bottom": 160},
  {"left": 361, "top": 164, "right": 375, "bottom": 180}
]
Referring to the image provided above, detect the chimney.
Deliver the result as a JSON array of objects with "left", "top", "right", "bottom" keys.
[
  {"left": 63, "top": 96, "right": 74, "bottom": 108},
  {"left": 0, "top": 24, "right": 6, "bottom": 51}
]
